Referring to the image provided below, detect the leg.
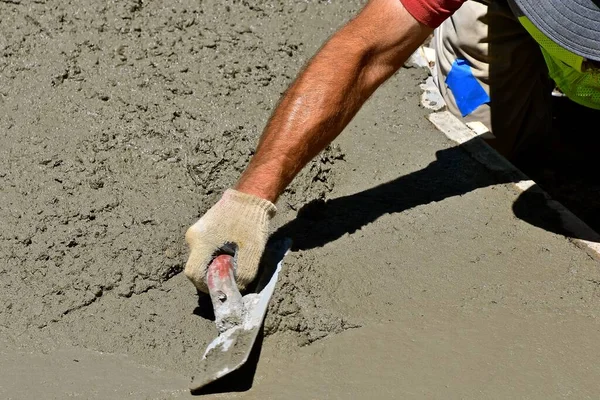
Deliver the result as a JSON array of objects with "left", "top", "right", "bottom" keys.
[{"left": 433, "top": 1, "right": 554, "bottom": 161}]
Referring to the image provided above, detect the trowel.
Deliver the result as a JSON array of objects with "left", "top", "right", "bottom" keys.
[{"left": 189, "top": 239, "right": 291, "bottom": 393}]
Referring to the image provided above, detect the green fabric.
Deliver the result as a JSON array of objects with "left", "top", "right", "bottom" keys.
[{"left": 519, "top": 16, "right": 600, "bottom": 110}]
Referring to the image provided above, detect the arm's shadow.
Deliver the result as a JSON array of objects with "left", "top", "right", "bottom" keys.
[{"left": 273, "top": 137, "right": 600, "bottom": 251}]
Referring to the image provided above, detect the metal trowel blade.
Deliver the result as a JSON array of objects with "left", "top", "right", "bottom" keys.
[{"left": 189, "top": 239, "right": 291, "bottom": 393}]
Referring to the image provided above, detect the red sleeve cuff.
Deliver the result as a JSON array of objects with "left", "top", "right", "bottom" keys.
[{"left": 400, "top": 0, "right": 465, "bottom": 28}]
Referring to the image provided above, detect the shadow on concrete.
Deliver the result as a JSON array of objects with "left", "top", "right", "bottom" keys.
[
  {"left": 273, "top": 131, "right": 600, "bottom": 252},
  {"left": 193, "top": 293, "right": 215, "bottom": 321},
  {"left": 514, "top": 97, "right": 600, "bottom": 234}
]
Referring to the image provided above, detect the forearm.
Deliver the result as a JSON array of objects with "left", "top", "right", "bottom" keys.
[
  {"left": 235, "top": 0, "right": 431, "bottom": 202},
  {"left": 236, "top": 31, "right": 378, "bottom": 202}
]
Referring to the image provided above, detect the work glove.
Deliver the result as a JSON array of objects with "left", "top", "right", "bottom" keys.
[{"left": 184, "top": 189, "right": 277, "bottom": 293}]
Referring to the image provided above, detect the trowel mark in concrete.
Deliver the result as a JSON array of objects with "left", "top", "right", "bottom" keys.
[{"left": 263, "top": 252, "right": 361, "bottom": 346}]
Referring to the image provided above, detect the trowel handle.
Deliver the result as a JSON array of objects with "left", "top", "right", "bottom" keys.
[{"left": 206, "top": 254, "right": 243, "bottom": 333}]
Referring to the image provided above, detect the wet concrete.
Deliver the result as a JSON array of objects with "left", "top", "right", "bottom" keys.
[
  {"left": 1, "top": 0, "right": 600, "bottom": 399},
  {"left": 0, "top": 343, "right": 189, "bottom": 399}
]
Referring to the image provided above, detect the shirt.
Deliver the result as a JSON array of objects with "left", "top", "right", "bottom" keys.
[{"left": 401, "top": 0, "right": 466, "bottom": 28}]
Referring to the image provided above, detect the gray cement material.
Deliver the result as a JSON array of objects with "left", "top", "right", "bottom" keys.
[
  {"left": 0, "top": 343, "right": 189, "bottom": 399},
  {"left": 1, "top": 1, "right": 600, "bottom": 399}
]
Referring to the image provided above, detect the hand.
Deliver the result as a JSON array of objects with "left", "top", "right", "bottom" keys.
[{"left": 184, "top": 189, "right": 277, "bottom": 293}]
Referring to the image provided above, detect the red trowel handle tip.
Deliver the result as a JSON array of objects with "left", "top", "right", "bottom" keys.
[
  {"left": 206, "top": 254, "right": 243, "bottom": 332},
  {"left": 206, "top": 254, "right": 240, "bottom": 300},
  {"left": 206, "top": 254, "right": 235, "bottom": 290}
]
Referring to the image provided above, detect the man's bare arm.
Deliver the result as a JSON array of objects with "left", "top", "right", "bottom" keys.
[{"left": 235, "top": 0, "right": 432, "bottom": 202}]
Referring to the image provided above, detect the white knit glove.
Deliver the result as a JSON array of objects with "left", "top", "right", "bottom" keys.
[{"left": 184, "top": 189, "right": 277, "bottom": 293}]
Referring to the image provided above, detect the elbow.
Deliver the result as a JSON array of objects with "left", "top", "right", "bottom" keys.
[{"left": 356, "top": 45, "right": 401, "bottom": 95}]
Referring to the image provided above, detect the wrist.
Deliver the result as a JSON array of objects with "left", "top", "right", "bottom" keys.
[
  {"left": 224, "top": 188, "right": 277, "bottom": 218},
  {"left": 234, "top": 167, "right": 284, "bottom": 204},
  {"left": 234, "top": 182, "right": 278, "bottom": 204}
]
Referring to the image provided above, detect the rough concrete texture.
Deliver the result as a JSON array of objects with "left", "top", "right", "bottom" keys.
[{"left": 1, "top": 1, "right": 600, "bottom": 399}]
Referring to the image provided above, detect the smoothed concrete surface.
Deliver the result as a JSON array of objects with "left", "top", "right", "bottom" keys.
[{"left": 0, "top": 346, "right": 189, "bottom": 399}]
